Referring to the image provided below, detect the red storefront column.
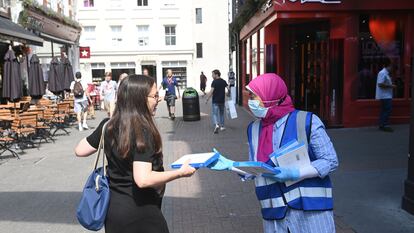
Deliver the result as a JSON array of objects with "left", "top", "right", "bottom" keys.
[{"left": 342, "top": 15, "right": 360, "bottom": 127}]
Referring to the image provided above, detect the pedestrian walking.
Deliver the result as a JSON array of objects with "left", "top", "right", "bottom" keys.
[
  {"left": 70, "top": 72, "right": 89, "bottom": 131},
  {"left": 160, "top": 69, "right": 180, "bottom": 120},
  {"left": 209, "top": 73, "right": 339, "bottom": 233},
  {"left": 100, "top": 72, "right": 117, "bottom": 117},
  {"left": 86, "top": 83, "right": 96, "bottom": 119},
  {"left": 200, "top": 71, "right": 207, "bottom": 96},
  {"left": 205, "top": 69, "right": 230, "bottom": 134},
  {"left": 375, "top": 59, "right": 396, "bottom": 132},
  {"left": 228, "top": 68, "right": 236, "bottom": 102},
  {"left": 74, "top": 74, "right": 196, "bottom": 233}
]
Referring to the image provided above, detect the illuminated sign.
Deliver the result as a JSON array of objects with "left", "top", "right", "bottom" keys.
[{"left": 263, "top": 0, "right": 342, "bottom": 12}]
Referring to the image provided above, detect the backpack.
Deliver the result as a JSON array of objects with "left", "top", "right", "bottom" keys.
[{"left": 73, "top": 81, "right": 84, "bottom": 98}]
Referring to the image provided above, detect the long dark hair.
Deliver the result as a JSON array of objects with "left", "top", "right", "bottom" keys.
[{"left": 107, "top": 74, "right": 162, "bottom": 159}]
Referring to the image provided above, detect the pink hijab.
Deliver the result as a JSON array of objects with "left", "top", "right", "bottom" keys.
[{"left": 246, "top": 73, "right": 295, "bottom": 162}]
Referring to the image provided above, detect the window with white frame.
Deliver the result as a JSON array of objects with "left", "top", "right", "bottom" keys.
[
  {"left": 83, "top": 0, "right": 94, "bottom": 7},
  {"left": 164, "top": 25, "right": 176, "bottom": 46},
  {"left": 57, "top": 0, "right": 64, "bottom": 15},
  {"left": 83, "top": 26, "right": 96, "bottom": 41},
  {"left": 137, "top": 0, "right": 148, "bottom": 6},
  {"left": 110, "top": 0, "right": 122, "bottom": 8},
  {"left": 43, "top": 0, "right": 52, "bottom": 8},
  {"left": 196, "top": 43, "right": 203, "bottom": 58},
  {"left": 196, "top": 8, "right": 202, "bottom": 24},
  {"left": 137, "top": 25, "right": 149, "bottom": 46},
  {"left": 110, "top": 26, "right": 122, "bottom": 45},
  {"left": 0, "top": 0, "right": 10, "bottom": 8},
  {"left": 163, "top": 0, "right": 175, "bottom": 7},
  {"left": 0, "top": 0, "right": 10, "bottom": 15},
  {"left": 110, "top": 62, "right": 136, "bottom": 68}
]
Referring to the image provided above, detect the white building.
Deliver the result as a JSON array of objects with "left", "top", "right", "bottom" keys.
[{"left": 77, "top": 0, "right": 229, "bottom": 90}]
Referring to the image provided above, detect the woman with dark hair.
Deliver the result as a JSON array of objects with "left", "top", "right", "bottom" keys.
[{"left": 75, "top": 74, "right": 196, "bottom": 233}]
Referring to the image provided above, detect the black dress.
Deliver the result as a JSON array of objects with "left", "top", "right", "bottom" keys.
[{"left": 87, "top": 119, "right": 169, "bottom": 233}]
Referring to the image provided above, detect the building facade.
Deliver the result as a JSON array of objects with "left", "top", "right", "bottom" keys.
[
  {"left": 77, "top": 0, "right": 229, "bottom": 90},
  {"left": 0, "top": 0, "right": 80, "bottom": 99},
  {"left": 22, "top": 0, "right": 81, "bottom": 81},
  {"left": 237, "top": 0, "right": 413, "bottom": 127}
]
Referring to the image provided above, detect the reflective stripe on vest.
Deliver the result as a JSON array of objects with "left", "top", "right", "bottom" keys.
[
  {"left": 248, "top": 110, "right": 333, "bottom": 220},
  {"left": 284, "top": 187, "right": 333, "bottom": 203}
]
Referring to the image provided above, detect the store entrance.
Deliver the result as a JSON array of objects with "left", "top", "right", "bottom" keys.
[
  {"left": 141, "top": 65, "right": 157, "bottom": 82},
  {"left": 283, "top": 21, "right": 343, "bottom": 126},
  {"left": 111, "top": 68, "right": 135, "bottom": 82}
]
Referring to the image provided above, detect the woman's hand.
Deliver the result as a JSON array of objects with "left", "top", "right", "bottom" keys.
[{"left": 178, "top": 159, "right": 196, "bottom": 177}]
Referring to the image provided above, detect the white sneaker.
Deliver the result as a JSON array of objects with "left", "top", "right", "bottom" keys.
[
  {"left": 220, "top": 126, "right": 226, "bottom": 131},
  {"left": 213, "top": 124, "right": 219, "bottom": 134},
  {"left": 79, "top": 125, "right": 83, "bottom": 131},
  {"left": 82, "top": 123, "right": 89, "bottom": 129}
]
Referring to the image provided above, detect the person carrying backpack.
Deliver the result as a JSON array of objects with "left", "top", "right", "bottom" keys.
[{"left": 70, "top": 72, "right": 90, "bottom": 131}]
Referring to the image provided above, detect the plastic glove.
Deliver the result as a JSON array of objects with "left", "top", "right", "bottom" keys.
[
  {"left": 207, "top": 155, "right": 234, "bottom": 171},
  {"left": 262, "top": 167, "right": 300, "bottom": 182}
]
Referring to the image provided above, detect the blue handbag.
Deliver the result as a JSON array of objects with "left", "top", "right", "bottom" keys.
[{"left": 76, "top": 123, "right": 110, "bottom": 231}]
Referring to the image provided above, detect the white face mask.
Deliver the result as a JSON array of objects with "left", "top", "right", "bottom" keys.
[{"left": 248, "top": 99, "right": 268, "bottom": 118}]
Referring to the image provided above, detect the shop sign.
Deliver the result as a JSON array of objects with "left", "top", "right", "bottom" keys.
[
  {"left": 80, "top": 46, "right": 90, "bottom": 59},
  {"left": 273, "top": 0, "right": 342, "bottom": 6},
  {"left": 263, "top": 0, "right": 342, "bottom": 13},
  {"left": 26, "top": 9, "right": 80, "bottom": 43},
  {"left": 27, "top": 16, "right": 44, "bottom": 32}
]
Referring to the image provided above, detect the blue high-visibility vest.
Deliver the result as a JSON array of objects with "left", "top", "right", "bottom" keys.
[{"left": 247, "top": 110, "right": 333, "bottom": 220}]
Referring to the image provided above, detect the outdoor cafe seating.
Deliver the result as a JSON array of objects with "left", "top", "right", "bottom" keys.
[{"left": 0, "top": 96, "right": 77, "bottom": 159}]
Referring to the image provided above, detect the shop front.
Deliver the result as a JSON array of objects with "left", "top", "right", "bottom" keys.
[
  {"left": 20, "top": 3, "right": 81, "bottom": 85},
  {"left": 0, "top": 7, "right": 44, "bottom": 102},
  {"left": 239, "top": 0, "right": 413, "bottom": 127}
]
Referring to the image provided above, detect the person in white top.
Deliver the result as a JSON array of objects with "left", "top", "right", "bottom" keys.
[
  {"left": 375, "top": 59, "right": 396, "bottom": 132},
  {"left": 100, "top": 71, "right": 118, "bottom": 117},
  {"left": 70, "top": 72, "right": 89, "bottom": 131}
]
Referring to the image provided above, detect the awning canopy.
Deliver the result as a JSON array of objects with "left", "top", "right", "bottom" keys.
[
  {"left": 39, "top": 32, "right": 75, "bottom": 45},
  {"left": 0, "top": 16, "right": 43, "bottom": 46}
]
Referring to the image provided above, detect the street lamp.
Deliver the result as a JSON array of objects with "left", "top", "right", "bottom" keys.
[{"left": 402, "top": 56, "right": 414, "bottom": 215}]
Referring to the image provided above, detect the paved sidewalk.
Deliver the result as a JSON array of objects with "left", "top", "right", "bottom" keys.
[{"left": 0, "top": 95, "right": 412, "bottom": 233}]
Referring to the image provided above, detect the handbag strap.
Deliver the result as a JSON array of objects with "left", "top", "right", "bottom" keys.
[{"left": 93, "top": 122, "right": 109, "bottom": 176}]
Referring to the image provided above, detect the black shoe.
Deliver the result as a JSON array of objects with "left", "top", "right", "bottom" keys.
[
  {"left": 171, "top": 114, "right": 175, "bottom": 120},
  {"left": 379, "top": 126, "right": 394, "bottom": 132}
]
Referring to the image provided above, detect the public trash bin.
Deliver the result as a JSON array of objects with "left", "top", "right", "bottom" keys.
[{"left": 182, "top": 87, "right": 200, "bottom": 121}]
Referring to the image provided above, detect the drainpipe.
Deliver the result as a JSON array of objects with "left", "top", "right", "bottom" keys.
[{"left": 233, "top": 31, "right": 241, "bottom": 106}]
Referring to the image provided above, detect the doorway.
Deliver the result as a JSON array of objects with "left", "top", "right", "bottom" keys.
[
  {"left": 283, "top": 21, "right": 343, "bottom": 126},
  {"left": 111, "top": 68, "right": 135, "bottom": 82},
  {"left": 141, "top": 65, "right": 157, "bottom": 82}
]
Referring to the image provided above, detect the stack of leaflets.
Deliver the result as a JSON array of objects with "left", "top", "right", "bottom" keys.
[
  {"left": 270, "top": 140, "right": 311, "bottom": 186},
  {"left": 171, "top": 152, "right": 219, "bottom": 169},
  {"left": 231, "top": 161, "right": 279, "bottom": 177}
]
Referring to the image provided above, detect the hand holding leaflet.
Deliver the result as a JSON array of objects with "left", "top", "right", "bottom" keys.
[
  {"left": 207, "top": 154, "right": 235, "bottom": 171},
  {"left": 269, "top": 141, "right": 318, "bottom": 186},
  {"left": 178, "top": 159, "right": 197, "bottom": 177},
  {"left": 171, "top": 151, "right": 219, "bottom": 169},
  {"left": 262, "top": 167, "right": 300, "bottom": 182}
]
